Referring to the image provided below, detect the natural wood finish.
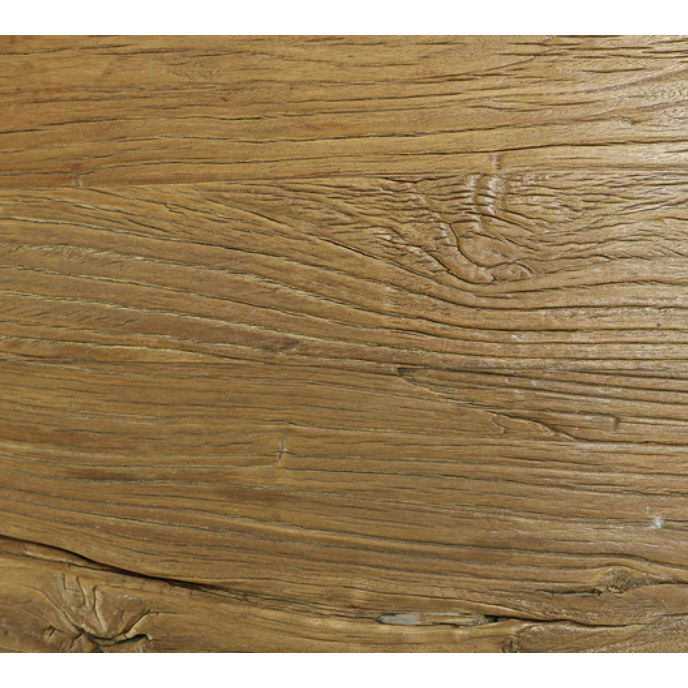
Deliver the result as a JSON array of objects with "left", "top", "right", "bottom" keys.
[
  {"left": 2, "top": 534, "right": 685, "bottom": 653},
  {"left": 2, "top": 35, "right": 688, "bottom": 652},
  {"left": 4, "top": 36, "right": 688, "bottom": 187}
]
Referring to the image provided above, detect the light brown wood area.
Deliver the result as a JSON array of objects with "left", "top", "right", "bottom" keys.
[{"left": 2, "top": 35, "right": 688, "bottom": 653}]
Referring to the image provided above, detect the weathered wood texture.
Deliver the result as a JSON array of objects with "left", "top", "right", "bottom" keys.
[{"left": 2, "top": 35, "right": 688, "bottom": 652}]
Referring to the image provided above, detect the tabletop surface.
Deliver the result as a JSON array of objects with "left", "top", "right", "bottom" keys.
[{"left": 1, "top": 36, "right": 687, "bottom": 652}]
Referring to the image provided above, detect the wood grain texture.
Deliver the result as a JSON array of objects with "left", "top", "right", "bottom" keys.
[
  {"left": 2, "top": 35, "right": 688, "bottom": 652},
  {"left": 4, "top": 35, "right": 688, "bottom": 187}
]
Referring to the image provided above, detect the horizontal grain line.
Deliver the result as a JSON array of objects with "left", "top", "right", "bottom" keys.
[{"left": 1, "top": 486, "right": 672, "bottom": 582}]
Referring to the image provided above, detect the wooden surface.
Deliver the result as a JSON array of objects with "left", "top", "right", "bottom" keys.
[{"left": 2, "top": 35, "right": 688, "bottom": 652}]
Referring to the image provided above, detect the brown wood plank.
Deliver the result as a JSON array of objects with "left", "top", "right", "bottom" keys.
[
  {"left": 3, "top": 174, "right": 688, "bottom": 372},
  {"left": 2, "top": 36, "right": 688, "bottom": 186},
  {"left": 2, "top": 358, "right": 688, "bottom": 635},
  {"left": 2, "top": 534, "right": 687, "bottom": 653}
]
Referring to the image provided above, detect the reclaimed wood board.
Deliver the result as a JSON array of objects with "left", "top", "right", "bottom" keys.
[{"left": 2, "top": 35, "right": 688, "bottom": 652}]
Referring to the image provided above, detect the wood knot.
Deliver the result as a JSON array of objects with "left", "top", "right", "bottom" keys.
[
  {"left": 48, "top": 573, "right": 155, "bottom": 652},
  {"left": 596, "top": 568, "right": 649, "bottom": 595}
]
